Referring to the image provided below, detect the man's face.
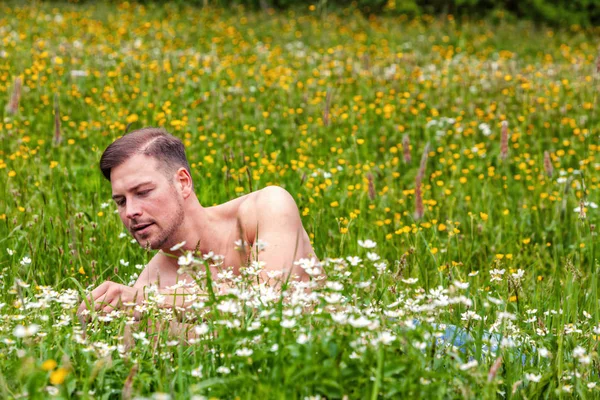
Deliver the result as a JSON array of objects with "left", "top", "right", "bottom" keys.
[{"left": 110, "top": 153, "right": 185, "bottom": 250}]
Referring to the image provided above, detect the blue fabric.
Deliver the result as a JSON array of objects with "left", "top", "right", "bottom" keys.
[{"left": 412, "top": 319, "right": 532, "bottom": 364}]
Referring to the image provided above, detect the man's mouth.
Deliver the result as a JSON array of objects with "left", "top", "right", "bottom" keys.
[{"left": 131, "top": 222, "right": 154, "bottom": 234}]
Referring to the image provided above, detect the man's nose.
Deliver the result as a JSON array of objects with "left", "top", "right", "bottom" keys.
[{"left": 125, "top": 200, "right": 142, "bottom": 220}]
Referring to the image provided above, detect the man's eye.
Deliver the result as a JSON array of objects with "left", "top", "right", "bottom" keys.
[
  {"left": 138, "top": 189, "right": 151, "bottom": 196},
  {"left": 115, "top": 199, "right": 125, "bottom": 207}
]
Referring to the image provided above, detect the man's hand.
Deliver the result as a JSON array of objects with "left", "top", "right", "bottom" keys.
[{"left": 77, "top": 281, "right": 141, "bottom": 321}]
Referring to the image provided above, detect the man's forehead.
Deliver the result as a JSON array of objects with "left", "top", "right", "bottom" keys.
[{"left": 110, "top": 155, "right": 159, "bottom": 194}]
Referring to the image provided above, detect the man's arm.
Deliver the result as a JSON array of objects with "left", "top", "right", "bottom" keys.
[
  {"left": 244, "top": 186, "right": 321, "bottom": 284},
  {"left": 77, "top": 253, "right": 201, "bottom": 320},
  {"left": 76, "top": 280, "right": 201, "bottom": 320},
  {"left": 131, "top": 252, "right": 176, "bottom": 290}
]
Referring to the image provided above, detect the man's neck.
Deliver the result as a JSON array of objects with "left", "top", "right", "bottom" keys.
[{"left": 160, "top": 198, "right": 219, "bottom": 257}]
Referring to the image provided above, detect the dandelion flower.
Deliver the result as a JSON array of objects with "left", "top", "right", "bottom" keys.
[
  {"left": 41, "top": 359, "right": 57, "bottom": 371},
  {"left": 49, "top": 368, "right": 68, "bottom": 385}
]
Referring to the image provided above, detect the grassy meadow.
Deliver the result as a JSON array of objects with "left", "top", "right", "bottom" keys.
[{"left": 1, "top": 1, "right": 600, "bottom": 398}]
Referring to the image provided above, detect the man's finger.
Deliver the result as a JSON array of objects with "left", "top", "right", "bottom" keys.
[
  {"left": 91, "top": 283, "right": 116, "bottom": 311},
  {"left": 101, "top": 298, "right": 121, "bottom": 315},
  {"left": 78, "top": 281, "right": 111, "bottom": 315},
  {"left": 93, "top": 290, "right": 117, "bottom": 311},
  {"left": 90, "top": 281, "right": 112, "bottom": 301}
]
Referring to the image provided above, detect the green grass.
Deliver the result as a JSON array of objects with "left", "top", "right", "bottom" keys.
[{"left": 1, "top": 1, "right": 599, "bottom": 398}]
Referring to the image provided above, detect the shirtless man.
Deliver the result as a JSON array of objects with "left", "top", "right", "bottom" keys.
[{"left": 77, "top": 127, "right": 318, "bottom": 319}]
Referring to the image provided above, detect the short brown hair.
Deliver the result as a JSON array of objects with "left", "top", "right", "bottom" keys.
[{"left": 100, "top": 127, "right": 191, "bottom": 182}]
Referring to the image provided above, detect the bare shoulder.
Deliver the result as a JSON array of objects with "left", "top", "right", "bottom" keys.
[
  {"left": 246, "top": 186, "right": 299, "bottom": 216},
  {"left": 257, "top": 185, "right": 298, "bottom": 208},
  {"left": 238, "top": 186, "right": 302, "bottom": 239}
]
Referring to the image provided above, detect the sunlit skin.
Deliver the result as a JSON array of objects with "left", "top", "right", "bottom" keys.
[{"left": 77, "top": 153, "right": 318, "bottom": 319}]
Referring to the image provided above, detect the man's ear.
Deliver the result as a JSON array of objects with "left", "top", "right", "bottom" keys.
[{"left": 175, "top": 168, "right": 194, "bottom": 199}]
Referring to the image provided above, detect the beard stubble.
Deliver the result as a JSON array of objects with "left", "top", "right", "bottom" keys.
[{"left": 140, "top": 195, "right": 185, "bottom": 250}]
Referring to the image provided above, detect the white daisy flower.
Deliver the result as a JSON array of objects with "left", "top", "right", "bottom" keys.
[
  {"left": 525, "top": 373, "right": 542, "bottom": 382},
  {"left": 358, "top": 239, "right": 377, "bottom": 249},
  {"left": 170, "top": 241, "right": 186, "bottom": 251}
]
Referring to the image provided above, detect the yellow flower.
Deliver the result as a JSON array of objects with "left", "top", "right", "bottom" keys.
[
  {"left": 50, "top": 161, "right": 59, "bottom": 169},
  {"left": 495, "top": 254, "right": 504, "bottom": 260},
  {"left": 97, "top": 212, "right": 104, "bottom": 217},
  {"left": 479, "top": 212, "right": 488, "bottom": 221},
  {"left": 438, "top": 223, "right": 446, "bottom": 232},
  {"left": 78, "top": 266, "right": 85, "bottom": 275},
  {"left": 42, "top": 359, "right": 57, "bottom": 371},
  {"left": 505, "top": 254, "right": 513, "bottom": 260},
  {"left": 265, "top": 129, "right": 272, "bottom": 135},
  {"left": 509, "top": 295, "right": 517, "bottom": 302},
  {"left": 126, "top": 114, "right": 139, "bottom": 123},
  {"left": 50, "top": 367, "right": 68, "bottom": 385},
  {"left": 330, "top": 201, "right": 339, "bottom": 207},
  {"left": 522, "top": 238, "right": 531, "bottom": 244},
  {"left": 8, "top": 170, "right": 16, "bottom": 177}
]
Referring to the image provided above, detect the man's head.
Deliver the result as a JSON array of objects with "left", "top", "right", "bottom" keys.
[
  {"left": 100, "top": 127, "right": 191, "bottom": 182},
  {"left": 100, "top": 127, "right": 194, "bottom": 250}
]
